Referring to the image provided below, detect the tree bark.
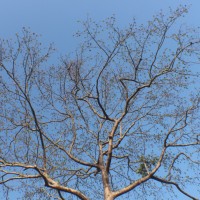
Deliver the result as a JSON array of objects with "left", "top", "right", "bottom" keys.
[
  {"left": 104, "top": 187, "right": 114, "bottom": 200},
  {"left": 102, "top": 169, "right": 114, "bottom": 200}
]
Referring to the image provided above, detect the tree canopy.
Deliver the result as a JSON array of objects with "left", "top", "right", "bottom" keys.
[{"left": 0, "top": 6, "right": 200, "bottom": 200}]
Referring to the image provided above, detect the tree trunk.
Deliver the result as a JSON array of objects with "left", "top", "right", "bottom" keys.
[
  {"left": 104, "top": 187, "right": 114, "bottom": 200},
  {"left": 105, "top": 196, "right": 114, "bottom": 200}
]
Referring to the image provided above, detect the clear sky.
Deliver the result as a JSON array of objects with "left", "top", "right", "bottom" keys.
[
  {"left": 1, "top": 0, "right": 200, "bottom": 54},
  {"left": 0, "top": 0, "right": 200, "bottom": 199}
]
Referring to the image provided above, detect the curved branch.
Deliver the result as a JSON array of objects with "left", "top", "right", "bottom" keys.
[
  {"left": 151, "top": 176, "right": 198, "bottom": 200},
  {"left": 113, "top": 146, "right": 167, "bottom": 198}
]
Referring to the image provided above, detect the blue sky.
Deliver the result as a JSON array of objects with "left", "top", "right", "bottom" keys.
[
  {"left": 0, "top": 1, "right": 200, "bottom": 199},
  {"left": 1, "top": 0, "right": 200, "bottom": 54}
]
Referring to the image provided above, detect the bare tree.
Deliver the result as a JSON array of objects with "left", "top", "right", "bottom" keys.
[{"left": 0, "top": 6, "right": 200, "bottom": 200}]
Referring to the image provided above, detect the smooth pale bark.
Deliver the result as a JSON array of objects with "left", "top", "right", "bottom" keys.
[
  {"left": 102, "top": 171, "right": 113, "bottom": 200},
  {"left": 104, "top": 187, "right": 114, "bottom": 200}
]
